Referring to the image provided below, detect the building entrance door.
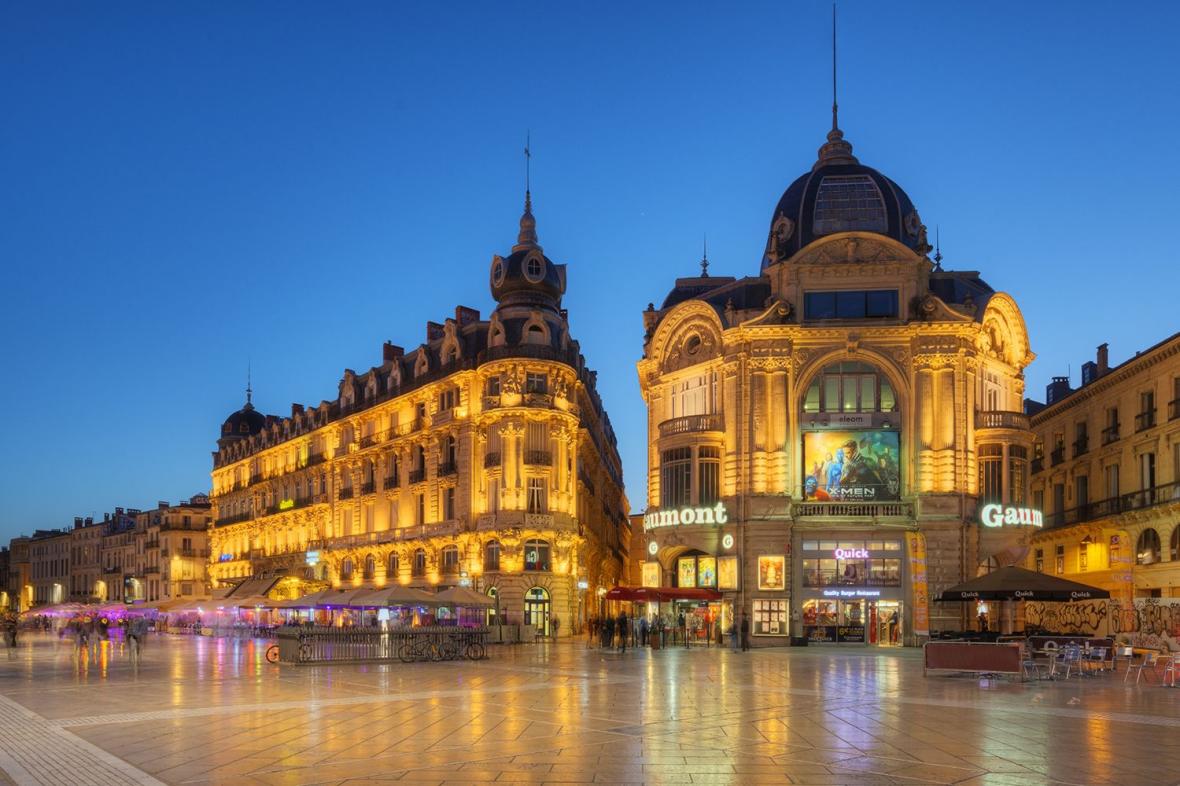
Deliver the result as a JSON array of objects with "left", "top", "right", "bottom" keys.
[
  {"left": 869, "top": 600, "right": 903, "bottom": 646},
  {"left": 523, "top": 586, "right": 551, "bottom": 636}
]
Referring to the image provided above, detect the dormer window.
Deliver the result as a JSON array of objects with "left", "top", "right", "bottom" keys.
[{"left": 525, "top": 256, "right": 544, "bottom": 282}]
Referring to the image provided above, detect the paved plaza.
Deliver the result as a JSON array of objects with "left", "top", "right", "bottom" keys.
[{"left": 0, "top": 634, "right": 1176, "bottom": 786}]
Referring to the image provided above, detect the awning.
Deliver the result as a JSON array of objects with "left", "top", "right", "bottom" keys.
[
  {"left": 604, "top": 586, "right": 723, "bottom": 602},
  {"left": 936, "top": 566, "right": 1111, "bottom": 602}
]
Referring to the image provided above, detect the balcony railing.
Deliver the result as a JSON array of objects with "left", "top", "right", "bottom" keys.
[
  {"left": 1050, "top": 446, "right": 1065, "bottom": 466},
  {"left": 339, "top": 487, "right": 354, "bottom": 500},
  {"left": 1044, "top": 480, "right": 1180, "bottom": 530},
  {"left": 658, "top": 413, "right": 724, "bottom": 437},
  {"left": 1073, "top": 436, "right": 1089, "bottom": 458},
  {"left": 383, "top": 475, "right": 399, "bottom": 490},
  {"left": 1170, "top": 399, "right": 1180, "bottom": 421},
  {"left": 214, "top": 512, "right": 253, "bottom": 527},
  {"left": 484, "top": 451, "right": 501, "bottom": 468},
  {"left": 359, "top": 433, "right": 379, "bottom": 448},
  {"left": 483, "top": 395, "right": 501, "bottom": 410},
  {"left": 794, "top": 501, "right": 915, "bottom": 518},
  {"left": 249, "top": 473, "right": 263, "bottom": 485},
  {"left": 975, "top": 410, "right": 1030, "bottom": 431},
  {"left": 1135, "top": 409, "right": 1156, "bottom": 432},
  {"left": 361, "top": 481, "right": 376, "bottom": 495},
  {"left": 305, "top": 452, "right": 326, "bottom": 467},
  {"left": 1031, "top": 457, "right": 1044, "bottom": 474},
  {"left": 438, "top": 461, "right": 458, "bottom": 476},
  {"left": 524, "top": 450, "right": 552, "bottom": 466},
  {"left": 392, "top": 419, "right": 424, "bottom": 437},
  {"left": 408, "top": 469, "right": 425, "bottom": 484},
  {"left": 1102, "top": 425, "right": 1120, "bottom": 445}
]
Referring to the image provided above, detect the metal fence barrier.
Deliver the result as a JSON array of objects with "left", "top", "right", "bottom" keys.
[{"left": 275, "top": 625, "right": 489, "bottom": 665}]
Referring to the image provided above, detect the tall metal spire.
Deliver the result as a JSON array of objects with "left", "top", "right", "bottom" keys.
[
  {"left": 933, "top": 226, "right": 943, "bottom": 269},
  {"left": 245, "top": 361, "right": 254, "bottom": 409},
  {"left": 700, "top": 234, "right": 710, "bottom": 277},
  {"left": 832, "top": 3, "right": 839, "bottom": 133}
]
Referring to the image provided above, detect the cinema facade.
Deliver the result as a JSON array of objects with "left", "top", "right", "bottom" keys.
[{"left": 637, "top": 122, "right": 1038, "bottom": 646}]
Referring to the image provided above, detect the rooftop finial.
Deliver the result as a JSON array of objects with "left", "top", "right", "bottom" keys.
[
  {"left": 700, "top": 234, "right": 709, "bottom": 277},
  {"left": 933, "top": 225, "right": 943, "bottom": 269},
  {"left": 245, "top": 360, "right": 254, "bottom": 409},
  {"left": 814, "top": 3, "right": 858, "bottom": 168},
  {"left": 832, "top": 3, "right": 839, "bottom": 133},
  {"left": 513, "top": 133, "right": 542, "bottom": 252}
]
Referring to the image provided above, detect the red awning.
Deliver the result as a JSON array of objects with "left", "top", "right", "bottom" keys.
[{"left": 604, "top": 586, "right": 722, "bottom": 602}]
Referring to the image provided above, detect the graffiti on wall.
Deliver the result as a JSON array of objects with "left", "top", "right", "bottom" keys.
[{"left": 1024, "top": 599, "right": 1180, "bottom": 639}]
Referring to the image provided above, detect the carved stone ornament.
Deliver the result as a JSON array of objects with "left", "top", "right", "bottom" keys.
[
  {"left": 846, "top": 333, "right": 860, "bottom": 355},
  {"left": 792, "top": 235, "right": 906, "bottom": 267},
  {"left": 764, "top": 214, "right": 795, "bottom": 263},
  {"left": 741, "top": 298, "right": 792, "bottom": 327},
  {"left": 501, "top": 371, "right": 521, "bottom": 395}
]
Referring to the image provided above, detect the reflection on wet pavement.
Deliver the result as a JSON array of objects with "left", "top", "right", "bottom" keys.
[{"left": 1, "top": 633, "right": 1178, "bottom": 785}]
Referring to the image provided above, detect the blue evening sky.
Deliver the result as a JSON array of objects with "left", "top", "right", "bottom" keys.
[{"left": 2, "top": 2, "right": 1177, "bottom": 540}]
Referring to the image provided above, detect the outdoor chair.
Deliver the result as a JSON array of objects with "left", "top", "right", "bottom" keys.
[
  {"left": 1162, "top": 655, "right": 1178, "bottom": 688},
  {"left": 1125, "top": 651, "right": 1158, "bottom": 684},
  {"left": 1059, "top": 645, "right": 1083, "bottom": 679},
  {"left": 1086, "top": 647, "right": 1109, "bottom": 674},
  {"left": 1020, "top": 646, "right": 1042, "bottom": 680}
]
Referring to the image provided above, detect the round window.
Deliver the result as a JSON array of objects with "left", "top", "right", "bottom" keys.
[
  {"left": 491, "top": 259, "right": 505, "bottom": 287},
  {"left": 685, "top": 335, "right": 702, "bottom": 355},
  {"left": 524, "top": 255, "right": 544, "bottom": 282}
]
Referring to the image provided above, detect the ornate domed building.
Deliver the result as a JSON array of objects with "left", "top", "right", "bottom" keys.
[
  {"left": 638, "top": 119, "right": 1036, "bottom": 646},
  {"left": 208, "top": 190, "right": 630, "bottom": 634}
]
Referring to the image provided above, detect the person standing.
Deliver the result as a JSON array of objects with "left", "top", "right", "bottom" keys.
[
  {"left": 740, "top": 613, "right": 751, "bottom": 652},
  {"left": 677, "top": 611, "right": 686, "bottom": 648},
  {"left": 552, "top": 615, "right": 561, "bottom": 639},
  {"left": 616, "top": 611, "right": 628, "bottom": 653},
  {"left": 639, "top": 615, "right": 649, "bottom": 648},
  {"left": 729, "top": 616, "right": 740, "bottom": 651},
  {"left": 603, "top": 615, "right": 614, "bottom": 649}
]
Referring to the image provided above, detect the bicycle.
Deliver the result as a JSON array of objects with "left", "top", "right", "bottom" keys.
[
  {"left": 398, "top": 636, "right": 444, "bottom": 662},
  {"left": 463, "top": 640, "right": 486, "bottom": 660}
]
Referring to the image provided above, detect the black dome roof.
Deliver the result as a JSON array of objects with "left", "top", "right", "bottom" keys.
[
  {"left": 221, "top": 401, "right": 266, "bottom": 439},
  {"left": 489, "top": 193, "right": 566, "bottom": 310},
  {"left": 762, "top": 129, "right": 929, "bottom": 268}
]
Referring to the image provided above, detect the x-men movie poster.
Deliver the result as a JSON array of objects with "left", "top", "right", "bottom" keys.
[{"left": 803, "top": 430, "right": 900, "bottom": 501}]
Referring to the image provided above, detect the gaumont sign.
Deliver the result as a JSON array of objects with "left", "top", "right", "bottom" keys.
[
  {"left": 644, "top": 503, "right": 729, "bottom": 531},
  {"left": 980, "top": 504, "right": 1043, "bottom": 528}
]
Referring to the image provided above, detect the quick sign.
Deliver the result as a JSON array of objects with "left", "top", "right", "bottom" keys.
[
  {"left": 644, "top": 503, "right": 729, "bottom": 531},
  {"left": 834, "top": 548, "right": 869, "bottom": 559},
  {"left": 980, "top": 504, "right": 1043, "bottom": 528}
]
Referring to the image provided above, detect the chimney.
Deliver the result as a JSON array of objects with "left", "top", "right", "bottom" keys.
[
  {"left": 426, "top": 321, "right": 445, "bottom": 341},
  {"left": 455, "top": 306, "right": 480, "bottom": 326},
  {"left": 1097, "top": 343, "right": 1109, "bottom": 375},
  {"left": 84, "top": 517, "right": 93, "bottom": 527},
  {"left": 1046, "top": 376, "right": 1072, "bottom": 405},
  {"left": 158, "top": 501, "right": 168, "bottom": 510},
  {"left": 291, "top": 403, "right": 304, "bottom": 416},
  {"left": 74, "top": 517, "right": 83, "bottom": 529},
  {"left": 382, "top": 342, "right": 403, "bottom": 363}
]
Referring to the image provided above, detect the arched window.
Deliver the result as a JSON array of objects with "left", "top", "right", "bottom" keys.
[
  {"left": 803, "top": 361, "right": 897, "bottom": 413},
  {"left": 1137, "top": 528, "right": 1162, "bottom": 565},
  {"left": 525, "top": 323, "right": 546, "bottom": 345},
  {"left": 484, "top": 540, "right": 501, "bottom": 572},
  {"left": 1172, "top": 526, "right": 1180, "bottom": 562},
  {"left": 441, "top": 545, "right": 460, "bottom": 573},
  {"left": 341, "top": 558, "right": 354, "bottom": 581},
  {"left": 363, "top": 555, "right": 375, "bottom": 580},
  {"left": 412, "top": 548, "right": 426, "bottom": 577},
  {"left": 387, "top": 552, "right": 400, "bottom": 579},
  {"left": 524, "top": 539, "right": 551, "bottom": 572}
]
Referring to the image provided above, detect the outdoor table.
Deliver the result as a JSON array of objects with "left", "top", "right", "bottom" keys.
[{"left": 1034, "top": 649, "right": 1060, "bottom": 680}]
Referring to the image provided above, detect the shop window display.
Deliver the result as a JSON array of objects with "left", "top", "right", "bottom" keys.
[{"left": 753, "top": 599, "right": 788, "bottom": 636}]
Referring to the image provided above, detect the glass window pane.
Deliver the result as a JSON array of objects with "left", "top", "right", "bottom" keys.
[
  {"left": 842, "top": 377, "right": 858, "bottom": 412},
  {"left": 819, "top": 540, "right": 837, "bottom": 551},
  {"left": 879, "top": 380, "right": 896, "bottom": 411},
  {"left": 802, "top": 540, "right": 819, "bottom": 551},
  {"left": 866, "top": 290, "right": 897, "bottom": 318},
  {"left": 823, "top": 377, "right": 840, "bottom": 411},
  {"left": 806, "top": 292, "right": 836, "bottom": 319},
  {"left": 836, "top": 291, "right": 866, "bottom": 319},
  {"left": 804, "top": 381, "right": 820, "bottom": 413},
  {"left": 860, "top": 376, "right": 875, "bottom": 412}
]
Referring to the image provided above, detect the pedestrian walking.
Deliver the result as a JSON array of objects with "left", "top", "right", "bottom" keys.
[
  {"left": 552, "top": 615, "right": 561, "bottom": 639},
  {"left": 616, "top": 611, "right": 628, "bottom": 653},
  {"left": 603, "top": 615, "right": 614, "bottom": 649},
  {"left": 729, "top": 617, "right": 739, "bottom": 651},
  {"left": 740, "top": 613, "right": 751, "bottom": 651}
]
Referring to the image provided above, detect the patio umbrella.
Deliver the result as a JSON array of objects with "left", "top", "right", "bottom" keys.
[
  {"left": 367, "top": 585, "right": 439, "bottom": 607},
  {"left": 936, "top": 566, "right": 1110, "bottom": 602},
  {"left": 434, "top": 586, "right": 493, "bottom": 607}
]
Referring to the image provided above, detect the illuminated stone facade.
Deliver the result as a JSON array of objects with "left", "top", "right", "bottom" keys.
[
  {"left": 1023, "top": 333, "right": 1180, "bottom": 601},
  {"left": 209, "top": 195, "right": 628, "bottom": 635},
  {"left": 638, "top": 124, "right": 1035, "bottom": 645}
]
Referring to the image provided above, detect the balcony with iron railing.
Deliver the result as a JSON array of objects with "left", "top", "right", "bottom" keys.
[
  {"left": 383, "top": 474, "right": 399, "bottom": 490},
  {"left": 1135, "top": 409, "right": 1156, "bottom": 432},
  {"left": 361, "top": 481, "right": 376, "bottom": 495},
  {"left": 524, "top": 450, "right": 552, "bottom": 466},
  {"left": 339, "top": 487, "right": 354, "bottom": 500},
  {"left": 438, "top": 461, "right": 458, "bottom": 476},
  {"left": 305, "top": 452, "right": 326, "bottom": 467},
  {"left": 408, "top": 469, "right": 425, "bottom": 484},
  {"left": 249, "top": 473, "right": 263, "bottom": 485},
  {"left": 1031, "top": 457, "right": 1044, "bottom": 474},
  {"left": 1050, "top": 446, "right": 1065, "bottom": 466},
  {"left": 1170, "top": 398, "right": 1180, "bottom": 421},
  {"left": 1102, "top": 425, "right": 1120, "bottom": 445},
  {"left": 975, "top": 410, "right": 1030, "bottom": 431},
  {"left": 1043, "top": 480, "right": 1180, "bottom": 530},
  {"left": 658, "top": 413, "right": 724, "bottom": 438},
  {"left": 359, "top": 433, "right": 379, "bottom": 449},
  {"left": 793, "top": 501, "right": 915, "bottom": 518},
  {"left": 214, "top": 512, "right": 253, "bottom": 527},
  {"left": 484, "top": 451, "right": 501, "bottom": 468},
  {"left": 1073, "top": 436, "right": 1089, "bottom": 458}
]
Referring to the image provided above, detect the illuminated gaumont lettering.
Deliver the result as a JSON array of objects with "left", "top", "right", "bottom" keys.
[
  {"left": 644, "top": 503, "right": 728, "bottom": 531},
  {"left": 834, "top": 548, "right": 869, "bottom": 559},
  {"left": 980, "top": 503, "right": 1043, "bottom": 528}
]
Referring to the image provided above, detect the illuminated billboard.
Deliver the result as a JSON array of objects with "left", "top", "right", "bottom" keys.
[{"left": 803, "top": 430, "right": 900, "bottom": 501}]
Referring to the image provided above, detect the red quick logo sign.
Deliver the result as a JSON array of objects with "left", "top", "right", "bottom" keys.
[{"left": 834, "top": 548, "right": 869, "bottom": 559}]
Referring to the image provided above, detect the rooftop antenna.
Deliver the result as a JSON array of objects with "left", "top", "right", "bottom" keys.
[
  {"left": 245, "top": 360, "right": 253, "bottom": 407},
  {"left": 700, "top": 234, "right": 709, "bottom": 277},
  {"left": 933, "top": 226, "right": 943, "bottom": 269},
  {"left": 524, "top": 131, "right": 531, "bottom": 203},
  {"left": 831, "top": 3, "right": 839, "bottom": 132}
]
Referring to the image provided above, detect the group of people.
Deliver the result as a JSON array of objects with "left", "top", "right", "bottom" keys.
[
  {"left": 586, "top": 610, "right": 751, "bottom": 652},
  {"left": 63, "top": 614, "right": 149, "bottom": 657}
]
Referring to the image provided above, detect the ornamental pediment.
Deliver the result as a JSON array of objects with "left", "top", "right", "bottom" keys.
[{"left": 790, "top": 234, "right": 916, "bottom": 267}]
